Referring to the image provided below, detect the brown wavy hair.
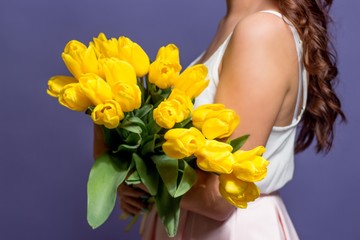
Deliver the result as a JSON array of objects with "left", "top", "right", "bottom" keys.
[{"left": 278, "top": 0, "right": 346, "bottom": 153}]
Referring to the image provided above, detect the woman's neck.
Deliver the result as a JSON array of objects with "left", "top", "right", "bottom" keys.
[{"left": 225, "top": 0, "right": 277, "bottom": 20}]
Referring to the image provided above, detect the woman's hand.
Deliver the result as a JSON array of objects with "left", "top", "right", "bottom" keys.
[
  {"left": 118, "top": 183, "right": 151, "bottom": 216},
  {"left": 181, "top": 169, "right": 235, "bottom": 221}
]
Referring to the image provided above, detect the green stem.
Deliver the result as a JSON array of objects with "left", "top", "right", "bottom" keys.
[
  {"left": 124, "top": 214, "right": 140, "bottom": 232},
  {"left": 144, "top": 95, "right": 152, "bottom": 105}
]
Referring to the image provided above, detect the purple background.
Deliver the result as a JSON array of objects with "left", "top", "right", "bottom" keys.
[{"left": 0, "top": 0, "right": 359, "bottom": 239}]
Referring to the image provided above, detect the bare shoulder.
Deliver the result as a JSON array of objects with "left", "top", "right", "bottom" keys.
[
  {"left": 232, "top": 11, "right": 293, "bottom": 47},
  {"left": 224, "top": 10, "right": 297, "bottom": 81}
]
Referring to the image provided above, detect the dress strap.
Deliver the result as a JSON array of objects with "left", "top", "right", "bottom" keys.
[{"left": 260, "top": 10, "right": 282, "bottom": 18}]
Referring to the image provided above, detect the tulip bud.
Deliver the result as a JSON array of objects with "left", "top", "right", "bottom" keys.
[
  {"left": 194, "top": 140, "right": 234, "bottom": 174},
  {"left": 219, "top": 174, "right": 260, "bottom": 208},
  {"left": 232, "top": 146, "right": 269, "bottom": 182},
  {"left": 58, "top": 83, "right": 92, "bottom": 111},
  {"left": 162, "top": 127, "right": 206, "bottom": 159},
  {"left": 167, "top": 89, "right": 193, "bottom": 118},
  {"left": 173, "top": 64, "right": 209, "bottom": 99},
  {"left": 156, "top": 44, "right": 180, "bottom": 64},
  {"left": 112, "top": 82, "right": 141, "bottom": 112},
  {"left": 100, "top": 58, "right": 137, "bottom": 86},
  {"left": 153, "top": 99, "right": 184, "bottom": 129},
  {"left": 91, "top": 32, "right": 119, "bottom": 58},
  {"left": 62, "top": 40, "right": 100, "bottom": 79},
  {"left": 192, "top": 103, "right": 239, "bottom": 140},
  {"left": 148, "top": 59, "right": 181, "bottom": 89},
  {"left": 91, "top": 100, "right": 124, "bottom": 129},
  {"left": 47, "top": 75, "right": 77, "bottom": 98},
  {"left": 118, "top": 36, "right": 150, "bottom": 77},
  {"left": 79, "top": 73, "right": 112, "bottom": 106}
]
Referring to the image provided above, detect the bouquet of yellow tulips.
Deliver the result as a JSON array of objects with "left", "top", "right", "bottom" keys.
[{"left": 47, "top": 32, "right": 269, "bottom": 237}]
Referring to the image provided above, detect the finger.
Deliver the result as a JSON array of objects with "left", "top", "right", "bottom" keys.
[
  {"left": 119, "top": 196, "right": 149, "bottom": 215},
  {"left": 120, "top": 201, "right": 142, "bottom": 216},
  {"left": 134, "top": 183, "right": 148, "bottom": 192},
  {"left": 118, "top": 184, "right": 150, "bottom": 198},
  {"left": 120, "top": 195, "right": 149, "bottom": 211}
]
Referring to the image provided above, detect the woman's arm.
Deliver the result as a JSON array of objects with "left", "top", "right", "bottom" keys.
[
  {"left": 180, "top": 12, "right": 297, "bottom": 221},
  {"left": 216, "top": 12, "right": 296, "bottom": 149},
  {"left": 180, "top": 170, "right": 236, "bottom": 221}
]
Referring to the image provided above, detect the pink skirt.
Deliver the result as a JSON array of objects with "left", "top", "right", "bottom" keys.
[{"left": 140, "top": 193, "right": 299, "bottom": 240}]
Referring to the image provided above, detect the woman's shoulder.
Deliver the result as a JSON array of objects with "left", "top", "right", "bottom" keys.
[
  {"left": 232, "top": 10, "right": 293, "bottom": 45},
  {"left": 226, "top": 10, "right": 297, "bottom": 71}
]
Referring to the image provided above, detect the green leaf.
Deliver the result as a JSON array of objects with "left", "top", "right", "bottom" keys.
[
  {"left": 127, "top": 116, "right": 147, "bottom": 129},
  {"left": 153, "top": 155, "right": 196, "bottom": 198},
  {"left": 87, "top": 153, "right": 132, "bottom": 229},
  {"left": 229, "top": 134, "right": 250, "bottom": 153},
  {"left": 147, "top": 118, "right": 162, "bottom": 135},
  {"left": 174, "top": 160, "right": 196, "bottom": 198},
  {"left": 124, "top": 132, "right": 142, "bottom": 146},
  {"left": 155, "top": 181, "right": 181, "bottom": 237},
  {"left": 150, "top": 86, "right": 171, "bottom": 106},
  {"left": 99, "top": 126, "right": 122, "bottom": 150},
  {"left": 137, "top": 77, "right": 147, "bottom": 104},
  {"left": 120, "top": 116, "right": 147, "bottom": 136},
  {"left": 134, "top": 104, "right": 153, "bottom": 119},
  {"left": 113, "top": 143, "right": 140, "bottom": 153},
  {"left": 174, "top": 116, "right": 192, "bottom": 128},
  {"left": 152, "top": 155, "right": 178, "bottom": 197},
  {"left": 125, "top": 170, "right": 141, "bottom": 185},
  {"left": 122, "top": 125, "right": 142, "bottom": 134},
  {"left": 133, "top": 153, "right": 159, "bottom": 196},
  {"left": 141, "top": 134, "right": 161, "bottom": 155}
]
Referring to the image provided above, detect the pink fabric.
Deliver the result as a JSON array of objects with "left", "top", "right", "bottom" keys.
[{"left": 141, "top": 193, "right": 299, "bottom": 240}]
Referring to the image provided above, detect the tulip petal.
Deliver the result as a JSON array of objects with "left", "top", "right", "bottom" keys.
[
  {"left": 47, "top": 75, "right": 77, "bottom": 98},
  {"left": 219, "top": 174, "right": 260, "bottom": 208},
  {"left": 202, "top": 118, "right": 229, "bottom": 140}
]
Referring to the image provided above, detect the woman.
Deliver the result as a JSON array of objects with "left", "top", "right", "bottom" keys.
[{"left": 94, "top": 0, "right": 345, "bottom": 239}]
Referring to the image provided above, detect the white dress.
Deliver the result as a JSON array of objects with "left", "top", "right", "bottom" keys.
[{"left": 142, "top": 10, "right": 306, "bottom": 240}]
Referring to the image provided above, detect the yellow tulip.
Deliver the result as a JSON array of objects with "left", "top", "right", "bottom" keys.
[
  {"left": 156, "top": 44, "right": 180, "bottom": 64},
  {"left": 79, "top": 73, "right": 112, "bottom": 106},
  {"left": 148, "top": 44, "right": 182, "bottom": 89},
  {"left": 219, "top": 174, "right": 260, "bottom": 208},
  {"left": 194, "top": 140, "right": 234, "bottom": 174},
  {"left": 47, "top": 75, "right": 77, "bottom": 98},
  {"left": 167, "top": 89, "right": 193, "bottom": 118},
  {"left": 153, "top": 99, "right": 184, "bottom": 129},
  {"left": 61, "top": 40, "right": 100, "bottom": 79},
  {"left": 91, "top": 100, "right": 124, "bottom": 129},
  {"left": 162, "top": 127, "right": 206, "bottom": 159},
  {"left": 58, "top": 83, "right": 92, "bottom": 111},
  {"left": 117, "top": 36, "right": 150, "bottom": 77},
  {"left": 232, "top": 146, "right": 269, "bottom": 182},
  {"left": 112, "top": 82, "right": 141, "bottom": 112},
  {"left": 100, "top": 58, "right": 137, "bottom": 86},
  {"left": 91, "top": 34, "right": 150, "bottom": 77},
  {"left": 173, "top": 64, "right": 209, "bottom": 99},
  {"left": 148, "top": 59, "right": 181, "bottom": 89},
  {"left": 91, "top": 32, "right": 119, "bottom": 58},
  {"left": 192, "top": 103, "right": 224, "bottom": 124},
  {"left": 192, "top": 103, "right": 240, "bottom": 140}
]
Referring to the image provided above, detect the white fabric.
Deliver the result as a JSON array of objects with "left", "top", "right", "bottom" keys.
[
  {"left": 142, "top": 193, "right": 299, "bottom": 240},
  {"left": 192, "top": 10, "right": 308, "bottom": 194}
]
